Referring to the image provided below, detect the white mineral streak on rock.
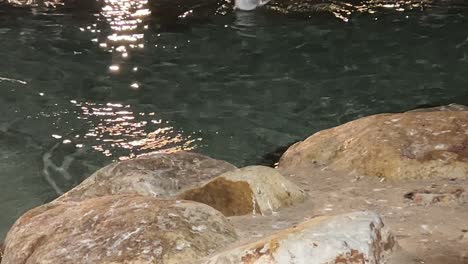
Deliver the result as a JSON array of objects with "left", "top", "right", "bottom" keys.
[
  {"left": 110, "top": 227, "right": 142, "bottom": 250},
  {"left": 252, "top": 194, "right": 258, "bottom": 216},
  {"left": 434, "top": 144, "right": 447, "bottom": 150},
  {"left": 192, "top": 225, "right": 207, "bottom": 232},
  {"left": 205, "top": 211, "right": 395, "bottom": 264}
]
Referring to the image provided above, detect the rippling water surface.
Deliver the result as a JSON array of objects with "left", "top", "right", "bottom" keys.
[{"left": 0, "top": 0, "right": 468, "bottom": 237}]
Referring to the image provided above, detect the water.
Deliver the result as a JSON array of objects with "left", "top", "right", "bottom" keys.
[{"left": 0, "top": 1, "right": 468, "bottom": 238}]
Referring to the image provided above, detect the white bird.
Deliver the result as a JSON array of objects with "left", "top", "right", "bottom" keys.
[{"left": 235, "top": 0, "right": 271, "bottom": 11}]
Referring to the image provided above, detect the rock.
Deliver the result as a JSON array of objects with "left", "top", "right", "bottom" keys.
[
  {"left": 264, "top": 0, "right": 466, "bottom": 19},
  {"left": 265, "top": 0, "right": 349, "bottom": 18},
  {"left": 205, "top": 211, "right": 395, "bottom": 264},
  {"left": 409, "top": 103, "right": 468, "bottom": 112},
  {"left": 404, "top": 186, "right": 465, "bottom": 206},
  {"left": 279, "top": 107, "right": 468, "bottom": 180},
  {"left": 459, "top": 230, "right": 468, "bottom": 243},
  {"left": 179, "top": 166, "right": 307, "bottom": 216},
  {"left": 0, "top": 241, "right": 3, "bottom": 262},
  {"left": 2, "top": 195, "right": 238, "bottom": 264},
  {"left": 57, "top": 151, "right": 236, "bottom": 202}
]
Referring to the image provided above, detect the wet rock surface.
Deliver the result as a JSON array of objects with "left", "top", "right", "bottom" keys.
[
  {"left": 205, "top": 211, "right": 395, "bottom": 264},
  {"left": 179, "top": 166, "right": 307, "bottom": 216},
  {"left": 2, "top": 195, "right": 238, "bottom": 264},
  {"left": 279, "top": 107, "right": 468, "bottom": 180},
  {"left": 57, "top": 151, "right": 236, "bottom": 202}
]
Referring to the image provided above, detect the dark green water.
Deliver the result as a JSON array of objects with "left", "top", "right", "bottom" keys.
[{"left": 0, "top": 1, "right": 468, "bottom": 238}]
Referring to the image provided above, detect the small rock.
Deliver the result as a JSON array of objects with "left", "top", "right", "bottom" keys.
[
  {"left": 57, "top": 151, "right": 236, "bottom": 202},
  {"left": 205, "top": 211, "right": 395, "bottom": 264},
  {"left": 404, "top": 187, "right": 465, "bottom": 206},
  {"left": 179, "top": 166, "right": 307, "bottom": 216},
  {"left": 2, "top": 195, "right": 238, "bottom": 264},
  {"left": 459, "top": 232, "right": 468, "bottom": 242},
  {"left": 420, "top": 225, "right": 432, "bottom": 235}
]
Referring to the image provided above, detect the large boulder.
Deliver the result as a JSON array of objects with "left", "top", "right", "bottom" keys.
[
  {"left": 279, "top": 107, "right": 468, "bottom": 180},
  {"left": 57, "top": 151, "right": 237, "bottom": 202},
  {"left": 179, "top": 166, "right": 307, "bottom": 216},
  {"left": 2, "top": 195, "right": 238, "bottom": 264},
  {"left": 205, "top": 211, "right": 395, "bottom": 264}
]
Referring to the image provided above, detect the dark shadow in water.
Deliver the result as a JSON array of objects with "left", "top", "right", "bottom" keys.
[{"left": 256, "top": 141, "right": 296, "bottom": 167}]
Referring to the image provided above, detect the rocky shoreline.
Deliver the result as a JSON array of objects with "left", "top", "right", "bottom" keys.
[{"left": 1, "top": 104, "right": 468, "bottom": 263}]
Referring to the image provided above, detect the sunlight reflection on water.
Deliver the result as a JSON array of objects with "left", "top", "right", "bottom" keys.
[
  {"left": 42, "top": 99, "right": 200, "bottom": 194},
  {"left": 81, "top": 0, "right": 151, "bottom": 69},
  {"left": 67, "top": 100, "right": 200, "bottom": 161},
  {"left": 54, "top": 0, "right": 197, "bottom": 164}
]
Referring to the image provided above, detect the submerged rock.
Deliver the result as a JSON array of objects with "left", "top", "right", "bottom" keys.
[
  {"left": 279, "top": 106, "right": 468, "bottom": 180},
  {"left": 57, "top": 151, "right": 236, "bottom": 202},
  {"left": 179, "top": 166, "right": 307, "bottom": 216},
  {"left": 265, "top": 0, "right": 351, "bottom": 17},
  {"left": 2, "top": 195, "right": 238, "bottom": 264},
  {"left": 205, "top": 211, "right": 395, "bottom": 264}
]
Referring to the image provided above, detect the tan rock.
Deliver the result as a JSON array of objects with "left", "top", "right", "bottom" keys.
[
  {"left": 179, "top": 166, "right": 307, "bottom": 216},
  {"left": 2, "top": 195, "right": 238, "bottom": 264},
  {"left": 205, "top": 211, "right": 395, "bottom": 264},
  {"left": 279, "top": 107, "right": 468, "bottom": 180},
  {"left": 57, "top": 151, "right": 236, "bottom": 202}
]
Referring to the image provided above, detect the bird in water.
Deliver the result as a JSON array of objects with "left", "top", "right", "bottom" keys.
[{"left": 235, "top": 0, "right": 271, "bottom": 11}]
